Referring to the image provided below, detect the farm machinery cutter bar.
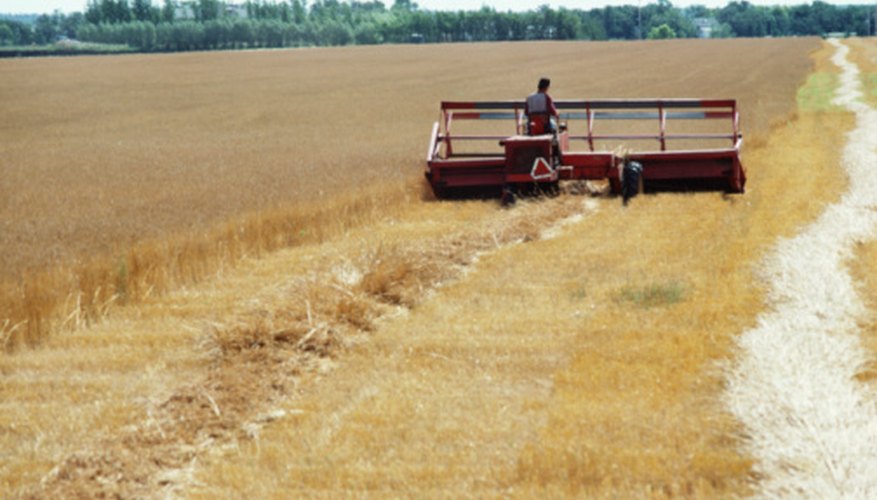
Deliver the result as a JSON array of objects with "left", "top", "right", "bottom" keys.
[{"left": 425, "top": 99, "right": 745, "bottom": 199}]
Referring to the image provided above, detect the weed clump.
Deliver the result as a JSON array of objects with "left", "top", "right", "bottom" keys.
[{"left": 616, "top": 281, "right": 686, "bottom": 308}]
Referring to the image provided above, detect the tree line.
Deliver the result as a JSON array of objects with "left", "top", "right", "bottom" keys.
[{"left": 1, "top": 0, "right": 875, "bottom": 50}]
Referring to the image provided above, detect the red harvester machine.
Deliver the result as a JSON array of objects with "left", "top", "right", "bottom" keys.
[{"left": 425, "top": 99, "right": 745, "bottom": 201}]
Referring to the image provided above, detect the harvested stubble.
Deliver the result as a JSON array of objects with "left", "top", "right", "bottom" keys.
[
  {"left": 184, "top": 108, "right": 851, "bottom": 498},
  {"left": 848, "top": 37, "right": 877, "bottom": 390},
  {"left": 1, "top": 37, "right": 824, "bottom": 349},
  {"left": 18, "top": 191, "right": 589, "bottom": 498},
  {"left": 181, "top": 41, "right": 851, "bottom": 498},
  {"left": 177, "top": 43, "right": 848, "bottom": 498}
]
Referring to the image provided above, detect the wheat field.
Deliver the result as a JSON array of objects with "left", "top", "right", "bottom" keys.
[
  {"left": 5, "top": 36, "right": 871, "bottom": 497},
  {"left": 2, "top": 38, "right": 820, "bottom": 348}
]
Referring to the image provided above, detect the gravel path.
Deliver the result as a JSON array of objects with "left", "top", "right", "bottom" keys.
[{"left": 726, "top": 39, "right": 877, "bottom": 497}]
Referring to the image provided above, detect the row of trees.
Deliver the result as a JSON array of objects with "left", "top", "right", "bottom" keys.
[
  {"left": 0, "top": 12, "right": 85, "bottom": 45},
  {"left": 81, "top": 0, "right": 311, "bottom": 24},
  {"left": 75, "top": 18, "right": 361, "bottom": 49},
  {"left": 2, "top": 1, "right": 875, "bottom": 50}
]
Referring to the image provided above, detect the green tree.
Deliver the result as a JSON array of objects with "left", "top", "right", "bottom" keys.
[
  {"left": 137, "top": 20, "right": 156, "bottom": 48},
  {"left": 256, "top": 19, "right": 285, "bottom": 46},
  {"left": 647, "top": 23, "right": 676, "bottom": 39},
  {"left": 161, "top": 0, "right": 175, "bottom": 23},
  {"left": 60, "top": 12, "right": 86, "bottom": 38},
  {"left": 133, "top": 0, "right": 148, "bottom": 21},
  {"left": 642, "top": 0, "right": 696, "bottom": 38},
  {"left": 711, "top": 22, "right": 734, "bottom": 38},
  {"left": 719, "top": 2, "right": 770, "bottom": 37},
  {"left": 600, "top": 6, "right": 638, "bottom": 39},
  {"left": 578, "top": 12, "right": 607, "bottom": 40},
  {"left": 354, "top": 21, "right": 381, "bottom": 44},
  {"left": 556, "top": 8, "right": 582, "bottom": 39},
  {"left": 197, "top": 0, "right": 220, "bottom": 21},
  {"left": 34, "top": 14, "right": 58, "bottom": 44},
  {"left": 283, "top": 22, "right": 305, "bottom": 46},
  {"left": 291, "top": 0, "right": 307, "bottom": 23},
  {"left": 318, "top": 19, "right": 353, "bottom": 45},
  {"left": 204, "top": 19, "right": 228, "bottom": 48},
  {"left": 231, "top": 18, "right": 254, "bottom": 47},
  {"left": 768, "top": 6, "right": 791, "bottom": 36},
  {"left": 0, "top": 24, "right": 14, "bottom": 45},
  {"left": 392, "top": 0, "right": 416, "bottom": 12},
  {"left": 118, "top": 0, "right": 133, "bottom": 23},
  {"left": 85, "top": 0, "right": 103, "bottom": 23}
]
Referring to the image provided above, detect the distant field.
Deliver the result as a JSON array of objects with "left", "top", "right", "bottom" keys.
[{"left": 0, "top": 38, "right": 820, "bottom": 348}]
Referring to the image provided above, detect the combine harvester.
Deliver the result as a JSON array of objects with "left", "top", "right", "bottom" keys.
[{"left": 425, "top": 99, "right": 746, "bottom": 203}]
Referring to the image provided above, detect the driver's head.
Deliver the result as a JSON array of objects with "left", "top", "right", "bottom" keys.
[{"left": 538, "top": 77, "right": 551, "bottom": 91}]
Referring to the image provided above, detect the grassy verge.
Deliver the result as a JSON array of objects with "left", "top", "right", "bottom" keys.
[{"left": 0, "top": 42, "right": 133, "bottom": 57}]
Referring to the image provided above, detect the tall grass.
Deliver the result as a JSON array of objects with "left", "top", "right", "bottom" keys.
[{"left": 0, "top": 182, "right": 414, "bottom": 351}]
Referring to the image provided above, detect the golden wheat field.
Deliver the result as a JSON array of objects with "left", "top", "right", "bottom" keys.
[
  {"left": 4, "top": 36, "right": 876, "bottom": 498},
  {"left": 1, "top": 37, "right": 820, "bottom": 348}
]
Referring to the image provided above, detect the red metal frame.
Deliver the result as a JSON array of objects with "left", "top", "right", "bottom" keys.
[{"left": 426, "top": 98, "right": 746, "bottom": 196}]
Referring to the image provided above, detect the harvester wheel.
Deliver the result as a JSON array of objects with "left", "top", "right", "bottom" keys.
[
  {"left": 501, "top": 185, "right": 517, "bottom": 206},
  {"left": 622, "top": 161, "right": 643, "bottom": 206}
]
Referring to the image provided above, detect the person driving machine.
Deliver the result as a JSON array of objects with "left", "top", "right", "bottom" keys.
[{"left": 525, "top": 77, "right": 558, "bottom": 135}]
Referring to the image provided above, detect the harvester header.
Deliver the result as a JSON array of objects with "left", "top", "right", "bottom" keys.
[{"left": 425, "top": 98, "right": 746, "bottom": 201}]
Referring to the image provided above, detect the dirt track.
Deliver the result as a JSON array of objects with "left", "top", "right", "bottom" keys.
[{"left": 726, "top": 40, "right": 877, "bottom": 496}]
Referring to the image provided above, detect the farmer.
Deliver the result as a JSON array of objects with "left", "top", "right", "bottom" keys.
[{"left": 525, "top": 77, "right": 558, "bottom": 135}]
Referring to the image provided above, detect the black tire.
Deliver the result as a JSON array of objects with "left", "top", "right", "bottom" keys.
[{"left": 622, "top": 161, "right": 643, "bottom": 206}]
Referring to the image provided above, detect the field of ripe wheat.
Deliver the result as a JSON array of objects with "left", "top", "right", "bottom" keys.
[
  {"left": 1, "top": 38, "right": 820, "bottom": 349},
  {"left": 6, "top": 36, "right": 875, "bottom": 498}
]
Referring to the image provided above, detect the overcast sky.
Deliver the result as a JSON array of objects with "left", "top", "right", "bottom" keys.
[{"left": 0, "top": 0, "right": 870, "bottom": 15}]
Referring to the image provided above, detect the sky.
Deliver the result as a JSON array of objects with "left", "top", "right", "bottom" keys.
[{"left": 0, "top": 0, "right": 871, "bottom": 15}]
